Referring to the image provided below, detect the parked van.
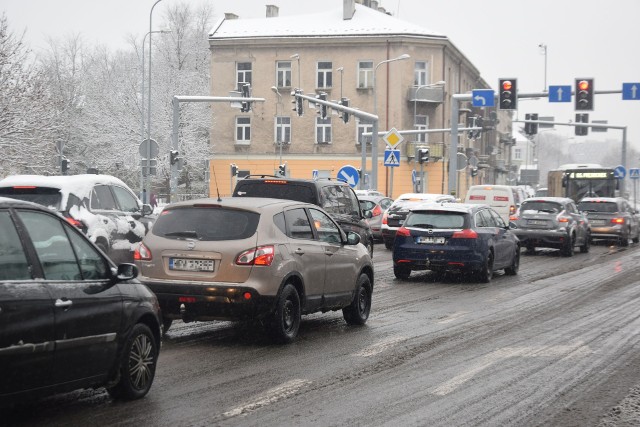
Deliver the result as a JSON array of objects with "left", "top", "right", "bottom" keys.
[{"left": 464, "top": 185, "right": 518, "bottom": 224}]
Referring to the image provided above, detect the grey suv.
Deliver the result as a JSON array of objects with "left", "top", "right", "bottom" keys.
[
  {"left": 577, "top": 197, "right": 640, "bottom": 246},
  {"left": 134, "top": 197, "right": 374, "bottom": 343},
  {"left": 232, "top": 176, "right": 374, "bottom": 256}
]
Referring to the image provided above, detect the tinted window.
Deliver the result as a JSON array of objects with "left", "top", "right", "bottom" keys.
[
  {"left": 234, "top": 181, "right": 316, "bottom": 204},
  {"left": 91, "top": 185, "right": 117, "bottom": 210},
  {"left": 152, "top": 207, "right": 259, "bottom": 241},
  {"left": 284, "top": 208, "right": 314, "bottom": 240},
  {"left": 405, "top": 211, "right": 466, "bottom": 229},
  {"left": 0, "top": 187, "right": 62, "bottom": 210},
  {"left": 0, "top": 211, "right": 31, "bottom": 280},
  {"left": 67, "top": 228, "right": 110, "bottom": 280},
  {"left": 476, "top": 210, "right": 496, "bottom": 227},
  {"left": 309, "top": 208, "right": 341, "bottom": 243},
  {"left": 320, "top": 185, "right": 358, "bottom": 215},
  {"left": 112, "top": 185, "right": 140, "bottom": 213},
  {"left": 521, "top": 201, "right": 562, "bottom": 213},
  {"left": 577, "top": 201, "right": 618, "bottom": 213},
  {"left": 488, "top": 209, "right": 506, "bottom": 227}
]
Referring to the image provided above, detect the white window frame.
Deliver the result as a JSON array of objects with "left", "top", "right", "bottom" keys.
[
  {"left": 316, "top": 117, "right": 332, "bottom": 144},
  {"left": 357, "top": 121, "right": 373, "bottom": 146},
  {"left": 276, "top": 61, "right": 292, "bottom": 88},
  {"left": 235, "top": 117, "right": 251, "bottom": 144},
  {"left": 514, "top": 147, "right": 522, "bottom": 160},
  {"left": 414, "top": 61, "right": 428, "bottom": 86},
  {"left": 236, "top": 62, "right": 252, "bottom": 91},
  {"left": 358, "top": 61, "right": 373, "bottom": 89},
  {"left": 317, "top": 61, "right": 333, "bottom": 89},
  {"left": 274, "top": 116, "right": 291, "bottom": 145},
  {"left": 414, "top": 115, "right": 429, "bottom": 143}
]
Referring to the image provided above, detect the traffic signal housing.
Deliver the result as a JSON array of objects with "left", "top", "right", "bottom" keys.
[
  {"left": 291, "top": 89, "right": 303, "bottom": 116},
  {"left": 170, "top": 150, "right": 180, "bottom": 165},
  {"left": 317, "top": 92, "right": 328, "bottom": 119},
  {"left": 340, "top": 97, "right": 350, "bottom": 123},
  {"left": 524, "top": 113, "right": 539, "bottom": 136},
  {"left": 575, "top": 78, "right": 594, "bottom": 111},
  {"left": 61, "top": 157, "right": 69, "bottom": 174},
  {"left": 498, "top": 78, "right": 518, "bottom": 110},
  {"left": 240, "top": 83, "right": 252, "bottom": 113},
  {"left": 417, "top": 148, "right": 429, "bottom": 164},
  {"left": 575, "top": 113, "right": 589, "bottom": 136},
  {"left": 278, "top": 163, "right": 287, "bottom": 177}
]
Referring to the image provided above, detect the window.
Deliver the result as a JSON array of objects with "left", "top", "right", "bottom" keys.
[
  {"left": 514, "top": 148, "right": 522, "bottom": 160},
  {"left": 358, "top": 61, "right": 373, "bottom": 88},
  {"left": 236, "top": 62, "right": 252, "bottom": 91},
  {"left": 317, "top": 61, "right": 333, "bottom": 89},
  {"left": 320, "top": 185, "right": 359, "bottom": 216},
  {"left": 112, "top": 186, "right": 139, "bottom": 213},
  {"left": 357, "top": 121, "right": 373, "bottom": 146},
  {"left": 284, "top": 208, "right": 314, "bottom": 240},
  {"left": 415, "top": 115, "right": 429, "bottom": 143},
  {"left": 276, "top": 61, "right": 292, "bottom": 88},
  {"left": 236, "top": 117, "right": 251, "bottom": 143},
  {"left": 316, "top": 117, "right": 332, "bottom": 144},
  {"left": 0, "top": 211, "right": 30, "bottom": 280},
  {"left": 414, "top": 61, "right": 428, "bottom": 86},
  {"left": 91, "top": 185, "right": 117, "bottom": 210},
  {"left": 309, "top": 208, "right": 341, "bottom": 244},
  {"left": 275, "top": 116, "right": 291, "bottom": 144}
]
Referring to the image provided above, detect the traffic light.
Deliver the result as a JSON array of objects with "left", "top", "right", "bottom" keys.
[
  {"left": 240, "top": 83, "right": 252, "bottom": 112},
  {"left": 340, "top": 97, "right": 350, "bottom": 123},
  {"left": 417, "top": 148, "right": 429, "bottom": 164},
  {"left": 230, "top": 163, "right": 238, "bottom": 176},
  {"left": 498, "top": 78, "right": 518, "bottom": 110},
  {"left": 575, "top": 113, "right": 589, "bottom": 136},
  {"left": 61, "top": 157, "right": 69, "bottom": 174},
  {"left": 291, "top": 89, "right": 303, "bottom": 116},
  {"left": 317, "top": 92, "right": 327, "bottom": 119},
  {"left": 524, "top": 113, "right": 539, "bottom": 135},
  {"left": 278, "top": 163, "right": 287, "bottom": 177},
  {"left": 575, "top": 78, "right": 594, "bottom": 111},
  {"left": 170, "top": 150, "right": 180, "bottom": 165},
  {"left": 470, "top": 167, "right": 478, "bottom": 177}
]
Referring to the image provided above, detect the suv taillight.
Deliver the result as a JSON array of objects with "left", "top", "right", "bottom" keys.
[
  {"left": 451, "top": 229, "right": 478, "bottom": 239},
  {"left": 65, "top": 217, "right": 83, "bottom": 229},
  {"left": 372, "top": 205, "right": 382, "bottom": 217},
  {"left": 382, "top": 212, "right": 388, "bottom": 225},
  {"left": 236, "top": 245, "right": 275, "bottom": 266},
  {"left": 396, "top": 226, "right": 411, "bottom": 237},
  {"left": 611, "top": 217, "right": 625, "bottom": 224},
  {"left": 134, "top": 243, "right": 152, "bottom": 261}
]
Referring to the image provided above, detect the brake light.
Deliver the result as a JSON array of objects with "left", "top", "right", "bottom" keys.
[
  {"left": 236, "top": 245, "right": 275, "bottom": 266},
  {"left": 611, "top": 217, "right": 625, "bottom": 224},
  {"left": 451, "top": 229, "right": 478, "bottom": 239},
  {"left": 134, "top": 243, "right": 152, "bottom": 261},
  {"left": 13, "top": 185, "right": 37, "bottom": 189},
  {"left": 382, "top": 212, "right": 388, "bottom": 225},
  {"left": 509, "top": 205, "right": 516, "bottom": 215},
  {"left": 65, "top": 217, "right": 83, "bottom": 228},
  {"left": 509, "top": 215, "right": 519, "bottom": 221},
  {"left": 372, "top": 205, "right": 382, "bottom": 217},
  {"left": 557, "top": 216, "right": 570, "bottom": 223},
  {"left": 396, "top": 226, "right": 411, "bottom": 237}
]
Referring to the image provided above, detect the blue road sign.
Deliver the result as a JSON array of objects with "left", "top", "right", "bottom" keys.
[
  {"left": 412, "top": 169, "right": 417, "bottom": 184},
  {"left": 614, "top": 165, "right": 627, "bottom": 179},
  {"left": 629, "top": 168, "right": 640, "bottom": 179},
  {"left": 383, "top": 149, "right": 401, "bottom": 167},
  {"left": 312, "top": 169, "right": 318, "bottom": 179},
  {"left": 548, "top": 85, "right": 572, "bottom": 102},
  {"left": 472, "top": 89, "right": 495, "bottom": 107},
  {"left": 622, "top": 83, "right": 640, "bottom": 100},
  {"left": 337, "top": 165, "right": 360, "bottom": 188}
]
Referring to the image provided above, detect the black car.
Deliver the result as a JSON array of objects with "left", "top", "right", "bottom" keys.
[
  {"left": 0, "top": 197, "right": 161, "bottom": 407},
  {"left": 232, "top": 176, "right": 375, "bottom": 256},
  {"left": 392, "top": 203, "right": 520, "bottom": 282}
]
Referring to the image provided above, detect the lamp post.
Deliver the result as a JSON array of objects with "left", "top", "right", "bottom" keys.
[
  {"left": 290, "top": 53, "right": 300, "bottom": 88},
  {"left": 271, "top": 86, "right": 284, "bottom": 165},
  {"left": 140, "top": 29, "right": 170, "bottom": 198},
  {"left": 370, "top": 53, "right": 410, "bottom": 191},
  {"left": 413, "top": 80, "right": 446, "bottom": 138},
  {"left": 539, "top": 43, "right": 547, "bottom": 92},
  {"left": 336, "top": 67, "right": 344, "bottom": 98},
  {"left": 144, "top": 0, "right": 163, "bottom": 204}
]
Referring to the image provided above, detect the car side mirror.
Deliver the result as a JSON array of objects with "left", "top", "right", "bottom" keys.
[
  {"left": 142, "top": 204, "right": 153, "bottom": 216},
  {"left": 346, "top": 231, "right": 361, "bottom": 246},
  {"left": 363, "top": 210, "right": 373, "bottom": 219},
  {"left": 116, "top": 263, "right": 139, "bottom": 281}
]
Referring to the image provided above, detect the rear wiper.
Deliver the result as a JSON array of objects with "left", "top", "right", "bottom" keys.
[
  {"left": 164, "top": 230, "right": 200, "bottom": 239},
  {"left": 412, "top": 224, "right": 435, "bottom": 229},
  {"left": 538, "top": 209, "right": 556, "bottom": 213}
]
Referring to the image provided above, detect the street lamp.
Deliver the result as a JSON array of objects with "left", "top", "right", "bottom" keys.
[
  {"left": 539, "top": 43, "right": 547, "bottom": 92},
  {"left": 271, "top": 86, "right": 284, "bottom": 165},
  {"left": 336, "top": 67, "right": 344, "bottom": 98},
  {"left": 290, "top": 53, "right": 300, "bottom": 88},
  {"left": 413, "top": 80, "right": 446, "bottom": 140},
  {"left": 369, "top": 53, "right": 410, "bottom": 191}
]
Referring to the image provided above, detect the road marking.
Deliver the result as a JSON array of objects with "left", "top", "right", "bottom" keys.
[
  {"left": 353, "top": 336, "right": 408, "bottom": 357},
  {"left": 223, "top": 378, "right": 311, "bottom": 418},
  {"left": 436, "top": 311, "right": 469, "bottom": 324}
]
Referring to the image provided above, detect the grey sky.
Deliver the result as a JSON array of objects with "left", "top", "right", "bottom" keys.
[{"left": 4, "top": 0, "right": 639, "bottom": 154}]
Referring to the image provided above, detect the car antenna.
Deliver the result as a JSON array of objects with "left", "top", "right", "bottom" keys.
[{"left": 211, "top": 165, "right": 222, "bottom": 202}]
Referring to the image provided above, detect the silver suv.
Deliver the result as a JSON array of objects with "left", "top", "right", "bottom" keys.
[{"left": 134, "top": 197, "right": 374, "bottom": 343}]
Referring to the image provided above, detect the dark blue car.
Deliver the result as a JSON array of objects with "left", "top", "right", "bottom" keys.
[{"left": 392, "top": 203, "right": 520, "bottom": 282}]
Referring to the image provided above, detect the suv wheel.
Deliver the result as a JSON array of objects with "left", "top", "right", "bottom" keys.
[
  {"left": 108, "top": 323, "right": 158, "bottom": 400},
  {"left": 561, "top": 234, "right": 574, "bottom": 257},
  {"left": 384, "top": 239, "right": 393, "bottom": 250},
  {"left": 580, "top": 232, "right": 591, "bottom": 253},
  {"left": 343, "top": 273, "right": 372, "bottom": 325},
  {"left": 476, "top": 251, "right": 494, "bottom": 283},
  {"left": 620, "top": 230, "right": 630, "bottom": 247},
  {"left": 393, "top": 265, "right": 411, "bottom": 280},
  {"left": 267, "top": 284, "right": 301, "bottom": 344}
]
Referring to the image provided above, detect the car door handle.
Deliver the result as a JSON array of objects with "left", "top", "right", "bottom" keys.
[
  {"left": 294, "top": 248, "right": 305, "bottom": 255},
  {"left": 55, "top": 299, "right": 73, "bottom": 308}
]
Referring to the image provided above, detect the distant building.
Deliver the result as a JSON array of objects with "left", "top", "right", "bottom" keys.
[{"left": 207, "top": 0, "right": 513, "bottom": 197}]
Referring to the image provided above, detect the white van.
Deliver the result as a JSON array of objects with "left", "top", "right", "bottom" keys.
[{"left": 464, "top": 185, "right": 518, "bottom": 224}]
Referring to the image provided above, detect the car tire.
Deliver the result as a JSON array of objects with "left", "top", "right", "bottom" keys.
[
  {"left": 393, "top": 265, "right": 411, "bottom": 280},
  {"left": 384, "top": 239, "right": 393, "bottom": 250},
  {"left": 267, "top": 284, "right": 301, "bottom": 344},
  {"left": 162, "top": 317, "right": 173, "bottom": 334},
  {"left": 561, "top": 234, "right": 574, "bottom": 257},
  {"left": 504, "top": 247, "right": 520, "bottom": 275},
  {"left": 580, "top": 232, "right": 591, "bottom": 253},
  {"left": 366, "top": 237, "right": 374, "bottom": 258},
  {"left": 633, "top": 230, "right": 640, "bottom": 244},
  {"left": 108, "top": 323, "right": 158, "bottom": 401},
  {"left": 525, "top": 245, "right": 536, "bottom": 255},
  {"left": 476, "top": 251, "right": 494, "bottom": 283},
  {"left": 620, "top": 231, "right": 630, "bottom": 247},
  {"left": 343, "top": 273, "right": 372, "bottom": 325}
]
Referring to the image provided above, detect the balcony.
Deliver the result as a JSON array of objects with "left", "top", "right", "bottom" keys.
[{"left": 407, "top": 86, "right": 445, "bottom": 104}]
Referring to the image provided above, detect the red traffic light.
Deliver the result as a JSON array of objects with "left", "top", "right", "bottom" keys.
[
  {"left": 578, "top": 80, "right": 590, "bottom": 91},
  {"left": 502, "top": 80, "right": 513, "bottom": 91}
]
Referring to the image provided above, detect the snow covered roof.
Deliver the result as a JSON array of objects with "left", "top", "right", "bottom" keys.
[{"left": 209, "top": 3, "right": 446, "bottom": 41}]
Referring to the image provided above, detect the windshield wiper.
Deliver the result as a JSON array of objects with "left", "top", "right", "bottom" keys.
[{"left": 164, "top": 230, "right": 200, "bottom": 239}]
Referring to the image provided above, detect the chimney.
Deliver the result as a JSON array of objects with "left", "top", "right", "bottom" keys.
[
  {"left": 343, "top": 0, "right": 355, "bottom": 20},
  {"left": 266, "top": 5, "right": 279, "bottom": 18},
  {"left": 224, "top": 13, "right": 239, "bottom": 20}
]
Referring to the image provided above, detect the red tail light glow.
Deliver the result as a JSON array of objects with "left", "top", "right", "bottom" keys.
[
  {"left": 65, "top": 217, "right": 83, "bottom": 228},
  {"left": 372, "top": 205, "right": 382, "bottom": 217},
  {"left": 236, "top": 245, "right": 275, "bottom": 266},
  {"left": 509, "top": 214, "right": 519, "bottom": 221},
  {"left": 557, "top": 216, "right": 570, "bottom": 223},
  {"left": 611, "top": 217, "right": 625, "bottom": 224},
  {"left": 382, "top": 212, "right": 388, "bottom": 225},
  {"left": 134, "top": 243, "right": 152, "bottom": 261},
  {"left": 396, "top": 226, "right": 411, "bottom": 237},
  {"left": 451, "top": 229, "right": 478, "bottom": 239},
  {"left": 509, "top": 205, "right": 516, "bottom": 215}
]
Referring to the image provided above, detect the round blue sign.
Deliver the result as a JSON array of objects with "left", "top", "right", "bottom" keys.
[
  {"left": 337, "top": 165, "right": 360, "bottom": 188},
  {"left": 614, "top": 165, "right": 626, "bottom": 179}
]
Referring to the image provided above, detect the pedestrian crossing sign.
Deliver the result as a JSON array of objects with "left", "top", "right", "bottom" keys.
[{"left": 384, "top": 149, "right": 401, "bottom": 167}]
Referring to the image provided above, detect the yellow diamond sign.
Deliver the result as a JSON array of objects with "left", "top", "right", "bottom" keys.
[{"left": 383, "top": 127, "right": 404, "bottom": 149}]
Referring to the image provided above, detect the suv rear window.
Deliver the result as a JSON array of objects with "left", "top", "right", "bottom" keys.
[
  {"left": 234, "top": 181, "right": 316, "bottom": 204},
  {"left": 577, "top": 201, "right": 618, "bottom": 213},
  {"left": 152, "top": 207, "right": 260, "bottom": 241},
  {"left": 520, "top": 201, "right": 562, "bottom": 213},
  {"left": 0, "top": 187, "right": 63, "bottom": 211}
]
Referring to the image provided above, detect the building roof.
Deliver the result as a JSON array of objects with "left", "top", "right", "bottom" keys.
[{"left": 209, "top": 3, "right": 446, "bottom": 41}]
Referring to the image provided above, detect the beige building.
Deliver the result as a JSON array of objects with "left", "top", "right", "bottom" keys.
[{"left": 207, "top": 0, "right": 513, "bottom": 197}]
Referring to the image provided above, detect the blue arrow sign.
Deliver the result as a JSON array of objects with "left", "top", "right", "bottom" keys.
[
  {"left": 629, "top": 168, "right": 640, "bottom": 179},
  {"left": 548, "top": 85, "right": 572, "bottom": 102},
  {"left": 411, "top": 169, "right": 417, "bottom": 184},
  {"left": 622, "top": 83, "right": 640, "bottom": 100},
  {"left": 472, "top": 89, "right": 495, "bottom": 107},
  {"left": 337, "top": 165, "right": 359, "bottom": 188},
  {"left": 312, "top": 169, "right": 318, "bottom": 179},
  {"left": 383, "top": 149, "right": 401, "bottom": 167},
  {"left": 614, "top": 165, "right": 627, "bottom": 179}
]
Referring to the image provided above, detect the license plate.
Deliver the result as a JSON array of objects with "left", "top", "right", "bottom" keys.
[
  {"left": 417, "top": 236, "right": 445, "bottom": 244},
  {"left": 169, "top": 258, "right": 214, "bottom": 272},
  {"left": 590, "top": 219, "right": 606, "bottom": 226},
  {"left": 527, "top": 219, "right": 547, "bottom": 226}
]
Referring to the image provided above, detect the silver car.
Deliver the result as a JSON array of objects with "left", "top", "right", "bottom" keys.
[
  {"left": 359, "top": 195, "right": 394, "bottom": 241},
  {"left": 134, "top": 197, "right": 374, "bottom": 343}
]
